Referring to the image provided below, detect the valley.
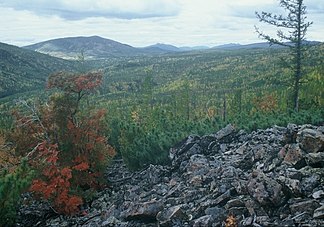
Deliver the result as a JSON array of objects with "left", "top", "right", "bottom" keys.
[{"left": 0, "top": 36, "right": 323, "bottom": 226}]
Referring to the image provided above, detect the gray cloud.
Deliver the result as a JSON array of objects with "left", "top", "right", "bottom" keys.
[
  {"left": 230, "top": 7, "right": 256, "bottom": 19},
  {"left": 305, "top": 0, "right": 324, "bottom": 10},
  {"left": 0, "top": 0, "right": 323, "bottom": 47},
  {"left": 230, "top": 0, "right": 323, "bottom": 20},
  {"left": 231, "top": 4, "right": 283, "bottom": 19},
  {"left": 0, "top": 0, "right": 180, "bottom": 20}
]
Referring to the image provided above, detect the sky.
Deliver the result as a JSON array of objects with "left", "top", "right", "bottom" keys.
[{"left": 0, "top": 0, "right": 323, "bottom": 47}]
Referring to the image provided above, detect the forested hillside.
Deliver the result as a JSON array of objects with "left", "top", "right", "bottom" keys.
[
  {"left": 0, "top": 42, "right": 79, "bottom": 98},
  {"left": 93, "top": 43, "right": 324, "bottom": 120}
]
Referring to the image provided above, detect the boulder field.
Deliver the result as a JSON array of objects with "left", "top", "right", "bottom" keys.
[{"left": 18, "top": 124, "right": 324, "bottom": 226}]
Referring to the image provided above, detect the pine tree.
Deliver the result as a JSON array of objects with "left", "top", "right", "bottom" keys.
[
  {"left": 0, "top": 159, "right": 33, "bottom": 226},
  {"left": 255, "top": 0, "right": 313, "bottom": 111}
]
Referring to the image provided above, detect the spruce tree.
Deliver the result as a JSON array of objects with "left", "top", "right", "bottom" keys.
[{"left": 255, "top": 0, "right": 313, "bottom": 111}]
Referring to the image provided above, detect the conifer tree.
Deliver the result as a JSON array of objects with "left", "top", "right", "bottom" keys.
[{"left": 255, "top": 0, "right": 313, "bottom": 111}]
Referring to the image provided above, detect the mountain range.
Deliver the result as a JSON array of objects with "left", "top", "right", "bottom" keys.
[
  {"left": 24, "top": 36, "right": 318, "bottom": 60},
  {"left": 1, "top": 36, "right": 322, "bottom": 99},
  {"left": 23, "top": 36, "right": 211, "bottom": 60}
]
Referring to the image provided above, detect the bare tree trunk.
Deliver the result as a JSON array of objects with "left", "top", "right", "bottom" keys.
[
  {"left": 294, "top": 2, "right": 302, "bottom": 112},
  {"left": 255, "top": 0, "right": 312, "bottom": 112},
  {"left": 223, "top": 91, "right": 227, "bottom": 122}
]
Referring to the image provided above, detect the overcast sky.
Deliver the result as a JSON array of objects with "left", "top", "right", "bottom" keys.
[{"left": 0, "top": 0, "right": 323, "bottom": 47}]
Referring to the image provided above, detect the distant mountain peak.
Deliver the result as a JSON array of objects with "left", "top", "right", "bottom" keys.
[
  {"left": 213, "top": 43, "right": 241, "bottom": 49},
  {"left": 147, "top": 43, "right": 180, "bottom": 52},
  {"left": 23, "top": 36, "right": 138, "bottom": 60}
]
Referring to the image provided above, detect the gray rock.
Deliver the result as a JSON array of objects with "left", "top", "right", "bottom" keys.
[
  {"left": 199, "top": 207, "right": 226, "bottom": 226},
  {"left": 241, "top": 216, "right": 254, "bottom": 226},
  {"left": 278, "top": 176, "right": 302, "bottom": 196},
  {"left": 300, "top": 172, "right": 321, "bottom": 196},
  {"left": 279, "top": 144, "right": 305, "bottom": 167},
  {"left": 254, "top": 216, "right": 272, "bottom": 226},
  {"left": 297, "top": 128, "right": 324, "bottom": 153},
  {"left": 247, "top": 170, "right": 285, "bottom": 206},
  {"left": 192, "top": 215, "right": 214, "bottom": 227},
  {"left": 289, "top": 199, "right": 320, "bottom": 215},
  {"left": 210, "top": 124, "right": 235, "bottom": 140},
  {"left": 312, "top": 190, "right": 324, "bottom": 199},
  {"left": 313, "top": 205, "right": 324, "bottom": 219},
  {"left": 220, "top": 143, "right": 227, "bottom": 152},
  {"left": 279, "top": 219, "right": 296, "bottom": 227},
  {"left": 101, "top": 216, "right": 123, "bottom": 226},
  {"left": 120, "top": 199, "right": 163, "bottom": 221},
  {"left": 225, "top": 198, "right": 245, "bottom": 210},
  {"left": 235, "top": 141, "right": 248, "bottom": 155},
  {"left": 283, "top": 123, "right": 298, "bottom": 144},
  {"left": 244, "top": 198, "right": 268, "bottom": 216},
  {"left": 204, "top": 206, "right": 225, "bottom": 217},
  {"left": 156, "top": 205, "right": 187, "bottom": 226},
  {"left": 213, "top": 188, "right": 234, "bottom": 206},
  {"left": 305, "top": 152, "right": 324, "bottom": 167}
]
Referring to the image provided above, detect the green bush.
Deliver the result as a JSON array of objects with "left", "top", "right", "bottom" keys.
[
  {"left": 115, "top": 108, "right": 224, "bottom": 170},
  {"left": 230, "top": 108, "right": 324, "bottom": 132},
  {"left": 109, "top": 98, "right": 323, "bottom": 171},
  {"left": 0, "top": 159, "right": 34, "bottom": 226},
  {"left": 119, "top": 119, "right": 171, "bottom": 170}
]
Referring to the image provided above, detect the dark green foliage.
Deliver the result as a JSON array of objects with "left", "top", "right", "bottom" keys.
[
  {"left": 0, "top": 159, "right": 34, "bottom": 226},
  {"left": 117, "top": 109, "right": 176, "bottom": 170},
  {"left": 0, "top": 42, "right": 79, "bottom": 98},
  {"left": 230, "top": 108, "right": 324, "bottom": 132},
  {"left": 114, "top": 103, "right": 323, "bottom": 171},
  {"left": 111, "top": 107, "right": 225, "bottom": 170},
  {"left": 119, "top": 122, "right": 171, "bottom": 170}
]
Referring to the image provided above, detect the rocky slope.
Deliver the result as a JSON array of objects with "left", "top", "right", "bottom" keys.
[{"left": 18, "top": 124, "right": 324, "bottom": 226}]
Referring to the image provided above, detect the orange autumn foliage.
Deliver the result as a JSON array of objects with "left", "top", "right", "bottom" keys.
[
  {"left": 29, "top": 142, "right": 82, "bottom": 214},
  {"left": 47, "top": 71, "right": 103, "bottom": 94},
  {"left": 225, "top": 214, "right": 238, "bottom": 227},
  {"left": 11, "top": 71, "right": 115, "bottom": 215},
  {"left": 253, "top": 94, "right": 278, "bottom": 113},
  {"left": 0, "top": 134, "right": 19, "bottom": 173},
  {"left": 73, "top": 162, "right": 89, "bottom": 171}
]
